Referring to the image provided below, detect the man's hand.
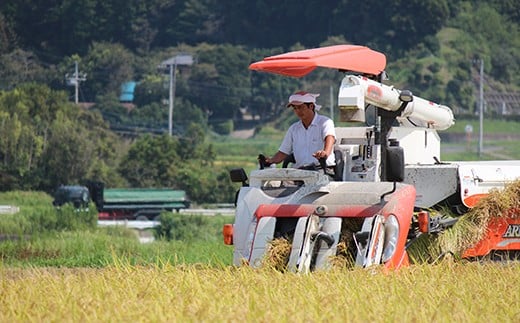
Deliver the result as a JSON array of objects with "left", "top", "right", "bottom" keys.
[
  {"left": 258, "top": 154, "right": 271, "bottom": 169},
  {"left": 313, "top": 150, "right": 327, "bottom": 159}
]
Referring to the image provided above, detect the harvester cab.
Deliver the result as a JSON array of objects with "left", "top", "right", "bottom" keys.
[{"left": 224, "top": 45, "right": 520, "bottom": 271}]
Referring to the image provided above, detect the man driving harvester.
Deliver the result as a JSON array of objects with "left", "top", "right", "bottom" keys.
[{"left": 264, "top": 91, "right": 336, "bottom": 170}]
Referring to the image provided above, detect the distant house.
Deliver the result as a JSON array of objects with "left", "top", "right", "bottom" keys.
[{"left": 120, "top": 81, "right": 137, "bottom": 102}]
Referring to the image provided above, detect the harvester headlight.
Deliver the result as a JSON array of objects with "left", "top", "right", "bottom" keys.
[{"left": 382, "top": 214, "right": 399, "bottom": 263}]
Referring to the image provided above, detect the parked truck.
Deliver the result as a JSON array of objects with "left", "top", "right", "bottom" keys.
[
  {"left": 53, "top": 181, "right": 190, "bottom": 220},
  {"left": 223, "top": 45, "right": 520, "bottom": 272}
]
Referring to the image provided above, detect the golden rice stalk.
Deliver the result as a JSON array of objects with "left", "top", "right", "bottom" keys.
[
  {"left": 262, "top": 238, "right": 292, "bottom": 271},
  {"left": 437, "top": 179, "right": 520, "bottom": 256},
  {"left": 406, "top": 233, "right": 440, "bottom": 264},
  {"left": 329, "top": 241, "right": 356, "bottom": 268}
]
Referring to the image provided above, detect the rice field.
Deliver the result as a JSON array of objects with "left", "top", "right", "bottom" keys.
[
  {"left": 2, "top": 120, "right": 520, "bottom": 322},
  {"left": 1, "top": 262, "right": 519, "bottom": 322}
]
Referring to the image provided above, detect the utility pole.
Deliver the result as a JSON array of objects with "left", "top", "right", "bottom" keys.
[
  {"left": 168, "top": 62, "right": 176, "bottom": 136},
  {"left": 329, "top": 85, "right": 334, "bottom": 121},
  {"left": 478, "top": 59, "right": 484, "bottom": 158},
  {"left": 66, "top": 61, "right": 87, "bottom": 104},
  {"left": 159, "top": 54, "right": 193, "bottom": 136}
]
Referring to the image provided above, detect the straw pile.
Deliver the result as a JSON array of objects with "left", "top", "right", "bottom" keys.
[
  {"left": 262, "top": 238, "right": 292, "bottom": 271},
  {"left": 435, "top": 179, "right": 520, "bottom": 257}
]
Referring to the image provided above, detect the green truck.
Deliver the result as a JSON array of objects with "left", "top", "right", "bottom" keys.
[{"left": 53, "top": 182, "right": 190, "bottom": 220}]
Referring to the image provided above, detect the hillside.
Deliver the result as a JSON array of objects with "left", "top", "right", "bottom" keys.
[{"left": 0, "top": 1, "right": 519, "bottom": 202}]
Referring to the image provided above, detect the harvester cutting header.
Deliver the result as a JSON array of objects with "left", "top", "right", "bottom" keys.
[{"left": 224, "top": 45, "right": 520, "bottom": 272}]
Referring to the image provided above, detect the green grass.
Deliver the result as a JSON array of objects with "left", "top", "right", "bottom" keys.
[
  {"left": 445, "top": 118, "right": 520, "bottom": 134},
  {"left": 0, "top": 229, "right": 233, "bottom": 268},
  {"left": 212, "top": 125, "right": 285, "bottom": 173},
  {"left": 0, "top": 191, "right": 233, "bottom": 268}
]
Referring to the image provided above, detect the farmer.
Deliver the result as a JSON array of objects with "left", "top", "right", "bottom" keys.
[{"left": 264, "top": 91, "right": 336, "bottom": 169}]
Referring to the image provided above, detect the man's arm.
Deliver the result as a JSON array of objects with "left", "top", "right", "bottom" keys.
[
  {"left": 323, "top": 134, "right": 335, "bottom": 157},
  {"left": 313, "top": 135, "right": 335, "bottom": 159},
  {"left": 266, "top": 151, "right": 288, "bottom": 164}
]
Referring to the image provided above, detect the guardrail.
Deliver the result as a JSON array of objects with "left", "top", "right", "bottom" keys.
[
  {"left": 98, "top": 220, "right": 159, "bottom": 229},
  {"left": 97, "top": 208, "right": 235, "bottom": 230},
  {"left": 179, "top": 208, "right": 235, "bottom": 216},
  {"left": 0, "top": 205, "right": 20, "bottom": 214}
]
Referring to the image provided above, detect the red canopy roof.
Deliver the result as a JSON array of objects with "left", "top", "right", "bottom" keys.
[{"left": 249, "top": 45, "right": 386, "bottom": 77}]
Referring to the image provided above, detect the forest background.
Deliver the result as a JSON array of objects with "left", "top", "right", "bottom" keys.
[{"left": 0, "top": 0, "right": 519, "bottom": 204}]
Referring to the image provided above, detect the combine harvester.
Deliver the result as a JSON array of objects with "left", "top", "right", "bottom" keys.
[{"left": 223, "top": 45, "right": 520, "bottom": 272}]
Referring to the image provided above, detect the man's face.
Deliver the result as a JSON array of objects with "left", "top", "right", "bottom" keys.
[{"left": 291, "top": 103, "right": 314, "bottom": 119}]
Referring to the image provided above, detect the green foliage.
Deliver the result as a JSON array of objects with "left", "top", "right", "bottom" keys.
[
  {"left": 169, "top": 164, "right": 235, "bottom": 203},
  {"left": 0, "top": 191, "right": 97, "bottom": 234},
  {"left": 0, "top": 84, "right": 121, "bottom": 192},
  {"left": 116, "top": 124, "right": 235, "bottom": 203},
  {"left": 212, "top": 120, "right": 234, "bottom": 135},
  {"left": 118, "top": 134, "right": 180, "bottom": 187},
  {"left": 186, "top": 44, "right": 251, "bottom": 120},
  {"left": 154, "top": 212, "right": 231, "bottom": 242},
  {"left": 83, "top": 42, "right": 136, "bottom": 101},
  {"left": 53, "top": 204, "right": 98, "bottom": 231},
  {"left": 133, "top": 75, "right": 164, "bottom": 107},
  {"left": 0, "top": 190, "right": 233, "bottom": 267},
  {"left": 37, "top": 112, "right": 96, "bottom": 189},
  {"left": 0, "top": 0, "right": 519, "bottom": 204},
  {"left": 177, "top": 123, "right": 214, "bottom": 161},
  {"left": 0, "top": 231, "right": 232, "bottom": 268},
  {"left": 0, "top": 49, "right": 46, "bottom": 89}
]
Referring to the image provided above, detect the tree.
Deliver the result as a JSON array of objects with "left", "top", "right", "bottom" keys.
[
  {"left": 186, "top": 44, "right": 251, "bottom": 121},
  {"left": 0, "top": 110, "right": 40, "bottom": 190},
  {"left": 0, "top": 83, "right": 123, "bottom": 191},
  {"left": 0, "top": 49, "right": 46, "bottom": 90},
  {"left": 0, "top": 84, "right": 67, "bottom": 189},
  {"left": 118, "top": 134, "right": 180, "bottom": 187},
  {"left": 168, "top": 163, "right": 235, "bottom": 203},
  {"left": 177, "top": 123, "right": 214, "bottom": 161},
  {"left": 116, "top": 125, "right": 235, "bottom": 203},
  {"left": 36, "top": 112, "right": 96, "bottom": 190},
  {"left": 0, "top": 13, "right": 17, "bottom": 54},
  {"left": 82, "top": 42, "right": 136, "bottom": 101}
]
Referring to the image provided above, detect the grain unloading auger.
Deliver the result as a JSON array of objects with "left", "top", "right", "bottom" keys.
[{"left": 223, "top": 45, "right": 520, "bottom": 272}]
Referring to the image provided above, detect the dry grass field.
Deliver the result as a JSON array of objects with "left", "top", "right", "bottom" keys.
[{"left": 1, "top": 261, "right": 519, "bottom": 322}]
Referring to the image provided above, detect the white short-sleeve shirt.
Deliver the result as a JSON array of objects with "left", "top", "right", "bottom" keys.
[{"left": 279, "top": 113, "right": 336, "bottom": 168}]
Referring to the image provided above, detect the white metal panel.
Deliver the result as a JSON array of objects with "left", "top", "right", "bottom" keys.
[
  {"left": 248, "top": 216, "right": 276, "bottom": 268},
  {"left": 355, "top": 217, "right": 375, "bottom": 266},
  {"left": 232, "top": 187, "right": 271, "bottom": 265},
  {"left": 249, "top": 168, "right": 328, "bottom": 187},
  {"left": 390, "top": 127, "right": 441, "bottom": 165},
  {"left": 295, "top": 214, "right": 320, "bottom": 273},
  {"left": 404, "top": 164, "right": 459, "bottom": 208},
  {"left": 314, "top": 217, "right": 342, "bottom": 271},
  {"left": 287, "top": 217, "right": 309, "bottom": 271},
  {"left": 456, "top": 161, "right": 520, "bottom": 207}
]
